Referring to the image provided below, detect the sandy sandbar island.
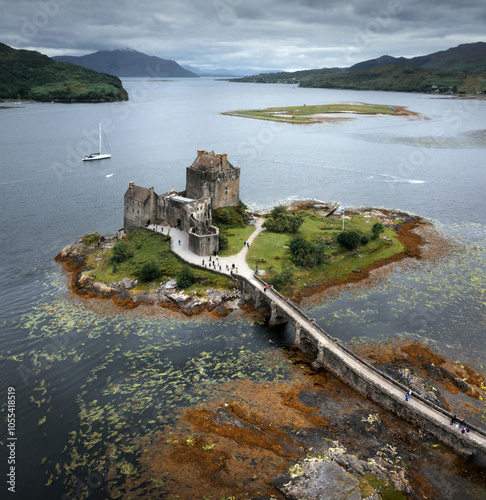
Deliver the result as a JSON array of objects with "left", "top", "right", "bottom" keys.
[{"left": 222, "top": 103, "right": 423, "bottom": 124}]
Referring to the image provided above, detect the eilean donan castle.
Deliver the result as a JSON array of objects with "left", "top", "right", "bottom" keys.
[{"left": 124, "top": 150, "right": 240, "bottom": 256}]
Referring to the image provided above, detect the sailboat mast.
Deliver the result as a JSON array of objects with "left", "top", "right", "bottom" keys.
[{"left": 99, "top": 123, "right": 102, "bottom": 153}]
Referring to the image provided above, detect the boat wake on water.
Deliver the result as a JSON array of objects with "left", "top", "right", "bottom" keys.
[{"left": 378, "top": 174, "right": 425, "bottom": 184}]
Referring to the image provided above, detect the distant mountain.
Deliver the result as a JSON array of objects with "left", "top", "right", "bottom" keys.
[
  {"left": 182, "top": 65, "right": 268, "bottom": 77},
  {"left": 53, "top": 49, "right": 198, "bottom": 77},
  {"left": 348, "top": 42, "right": 486, "bottom": 73},
  {"left": 233, "top": 42, "right": 486, "bottom": 94},
  {"left": 0, "top": 43, "right": 128, "bottom": 101},
  {"left": 235, "top": 67, "right": 344, "bottom": 84},
  {"left": 347, "top": 55, "right": 427, "bottom": 72},
  {"left": 301, "top": 65, "right": 486, "bottom": 94}
]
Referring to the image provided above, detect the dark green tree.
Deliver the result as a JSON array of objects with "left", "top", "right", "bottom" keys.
[
  {"left": 371, "top": 222, "right": 385, "bottom": 239},
  {"left": 218, "top": 233, "right": 229, "bottom": 250},
  {"left": 270, "top": 205, "right": 287, "bottom": 219},
  {"left": 139, "top": 262, "right": 161, "bottom": 282},
  {"left": 337, "top": 231, "right": 361, "bottom": 251},
  {"left": 263, "top": 212, "right": 304, "bottom": 233},
  {"left": 213, "top": 200, "right": 247, "bottom": 228},
  {"left": 289, "top": 234, "right": 329, "bottom": 268},
  {"left": 177, "top": 266, "right": 195, "bottom": 289},
  {"left": 111, "top": 240, "right": 134, "bottom": 263},
  {"left": 273, "top": 265, "right": 293, "bottom": 291}
]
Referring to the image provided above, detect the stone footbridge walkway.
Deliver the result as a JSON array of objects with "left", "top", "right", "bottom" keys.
[{"left": 148, "top": 219, "right": 486, "bottom": 457}]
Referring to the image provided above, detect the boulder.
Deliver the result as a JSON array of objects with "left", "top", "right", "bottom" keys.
[
  {"left": 180, "top": 299, "right": 207, "bottom": 316},
  {"left": 279, "top": 461, "right": 361, "bottom": 500},
  {"left": 212, "top": 303, "right": 229, "bottom": 317},
  {"left": 159, "top": 279, "right": 177, "bottom": 291},
  {"left": 110, "top": 277, "right": 138, "bottom": 290},
  {"left": 132, "top": 291, "right": 172, "bottom": 305},
  {"left": 167, "top": 291, "right": 191, "bottom": 305}
]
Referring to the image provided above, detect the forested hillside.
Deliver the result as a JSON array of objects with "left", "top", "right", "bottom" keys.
[{"left": 0, "top": 43, "right": 128, "bottom": 102}]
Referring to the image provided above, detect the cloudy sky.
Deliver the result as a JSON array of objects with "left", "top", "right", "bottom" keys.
[{"left": 1, "top": 0, "right": 485, "bottom": 72}]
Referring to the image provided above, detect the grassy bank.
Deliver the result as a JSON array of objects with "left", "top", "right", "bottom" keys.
[
  {"left": 84, "top": 230, "right": 233, "bottom": 293},
  {"left": 218, "top": 225, "right": 256, "bottom": 256},
  {"left": 247, "top": 210, "right": 404, "bottom": 293}
]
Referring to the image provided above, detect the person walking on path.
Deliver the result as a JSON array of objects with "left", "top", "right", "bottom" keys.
[
  {"left": 405, "top": 393, "right": 409, "bottom": 402},
  {"left": 450, "top": 415, "right": 457, "bottom": 425},
  {"left": 178, "top": 239, "right": 181, "bottom": 245}
]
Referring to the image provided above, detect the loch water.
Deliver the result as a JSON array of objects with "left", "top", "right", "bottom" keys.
[{"left": 0, "top": 79, "right": 485, "bottom": 498}]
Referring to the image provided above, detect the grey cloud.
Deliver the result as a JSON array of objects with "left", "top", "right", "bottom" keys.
[{"left": 0, "top": 0, "right": 484, "bottom": 71}]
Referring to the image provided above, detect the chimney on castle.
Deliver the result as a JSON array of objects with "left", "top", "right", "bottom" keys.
[
  {"left": 129, "top": 181, "right": 134, "bottom": 196},
  {"left": 197, "top": 149, "right": 205, "bottom": 157},
  {"left": 221, "top": 153, "right": 227, "bottom": 171}
]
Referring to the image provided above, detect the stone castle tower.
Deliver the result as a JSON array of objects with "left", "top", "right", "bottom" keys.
[
  {"left": 123, "top": 150, "right": 240, "bottom": 256},
  {"left": 185, "top": 150, "right": 240, "bottom": 209}
]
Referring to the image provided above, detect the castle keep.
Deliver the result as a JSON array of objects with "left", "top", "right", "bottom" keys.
[{"left": 124, "top": 150, "right": 240, "bottom": 256}]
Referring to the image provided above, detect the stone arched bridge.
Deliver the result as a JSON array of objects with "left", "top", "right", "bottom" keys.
[
  {"left": 232, "top": 272, "right": 486, "bottom": 458},
  {"left": 154, "top": 218, "right": 486, "bottom": 458}
]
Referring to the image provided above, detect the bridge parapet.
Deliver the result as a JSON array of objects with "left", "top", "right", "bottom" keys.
[
  {"left": 232, "top": 271, "right": 486, "bottom": 456},
  {"left": 313, "top": 341, "right": 486, "bottom": 456}
]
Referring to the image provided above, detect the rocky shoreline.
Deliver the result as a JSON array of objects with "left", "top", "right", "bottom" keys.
[
  {"left": 54, "top": 206, "right": 431, "bottom": 317},
  {"left": 55, "top": 238, "right": 242, "bottom": 317}
]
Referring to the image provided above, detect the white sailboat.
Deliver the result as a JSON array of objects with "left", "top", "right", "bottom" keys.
[{"left": 82, "top": 123, "right": 111, "bottom": 161}]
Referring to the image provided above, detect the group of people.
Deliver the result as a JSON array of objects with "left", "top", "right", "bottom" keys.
[
  {"left": 450, "top": 415, "right": 470, "bottom": 434},
  {"left": 202, "top": 256, "right": 223, "bottom": 272},
  {"left": 406, "top": 393, "right": 472, "bottom": 436}
]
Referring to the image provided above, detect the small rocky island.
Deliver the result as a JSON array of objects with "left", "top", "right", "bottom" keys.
[
  {"left": 55, "top": 201, "right": 424, "bottom": 317},
  {"left": 55, "top": 149, "right": 430, "bottom": 316}
]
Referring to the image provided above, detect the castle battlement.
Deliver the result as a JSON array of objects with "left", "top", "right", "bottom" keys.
[{"left": 123, "top": 150, "right": 240, "bottom": 256}]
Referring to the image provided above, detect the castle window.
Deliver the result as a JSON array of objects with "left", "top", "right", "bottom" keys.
[{"left": 225, "top": 187, "right": 229, "bottom": 195}]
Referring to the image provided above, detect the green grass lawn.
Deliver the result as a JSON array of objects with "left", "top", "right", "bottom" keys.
[
  {"left": 82, "top": 210, "right": 404, "bottom": 297},
  {"left": 89, "top": 230, "right": 233, "bottom": 293},
  {"left": 219, "top": 225, "right": 256, "bottom": 256},
  {"left": 247, "top": 210, "right": 404, "bottom": 293}
]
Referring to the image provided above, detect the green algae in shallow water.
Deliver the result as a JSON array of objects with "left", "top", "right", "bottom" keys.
[
  {"left": 309, "top": 243, "right": 486, "bottom": 368},
  {"left": 16, "top": 295, "right": 296, "bottom": 497}
]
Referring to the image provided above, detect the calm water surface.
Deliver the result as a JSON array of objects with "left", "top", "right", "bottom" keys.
[{"left": 0, "top": 79, "right": 485, "bottom": 498}]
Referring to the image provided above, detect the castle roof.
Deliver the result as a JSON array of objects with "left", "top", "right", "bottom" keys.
[
  {"left": 124, "top": 184, "right": 151, "bottom": 203},
  {"left": 190, "top": 151, "right": 233, "bottom": 172}
]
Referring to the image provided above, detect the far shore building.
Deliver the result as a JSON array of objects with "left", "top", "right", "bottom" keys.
[{"left": 124, "top": 150, "right": 240, "bottom": 256}]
